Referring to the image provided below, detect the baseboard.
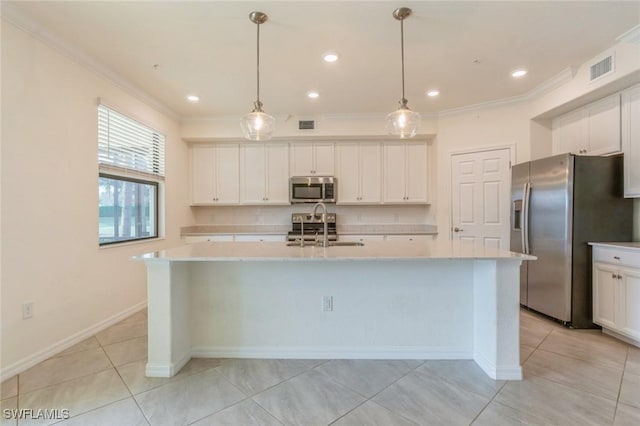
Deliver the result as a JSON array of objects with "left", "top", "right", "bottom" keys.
[
  {"left": 474, "top": 352, "right": 523, "bottom": 381},
  {"left": 145, "top": 352, "right": 191, "bottom": 378},
  {"left": 602, "top": 327, "right": 640, "bottom": 348},
  {"left": 190, "top": 346, "right": 473, "bottom": 360},
  {"left": 0, "top": 301, "right": 147, "bottom": 381}
]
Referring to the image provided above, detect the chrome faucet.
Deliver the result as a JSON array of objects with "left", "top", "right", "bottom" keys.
[{"left": 312, "top": 202, "right": 328, "bottom": 247}]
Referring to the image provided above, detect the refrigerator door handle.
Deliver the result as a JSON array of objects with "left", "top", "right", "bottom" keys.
[{"left": 523, "top": 182, "right": 531, "bottom": 254}]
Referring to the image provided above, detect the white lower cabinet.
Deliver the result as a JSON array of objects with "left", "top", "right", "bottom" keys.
[
  {"left": 183, "top": 235, "right": 234, "bottom": 243},
  {"left": 234, "top": 235, "right": 286, "bottom": 242},
  {"left": 592, "top": 244, "right": 640, "bottom": 345},
  {"left": 385, "top": 235, "right": 435, "bottom": 242},
  {"left": 338, "top": 235, "right": 385, "bottom": 243},
  {"left": 183, "top": 234, "right": 286, "bottom": 243}
]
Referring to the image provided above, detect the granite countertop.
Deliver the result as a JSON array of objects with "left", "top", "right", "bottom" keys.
[
  {"left": 135, "top": 239, "right": 534, "bottom": 262},
  {"left": 588, "top": 242, "right": 640, "bottom": 251},
  {"left": 181, "top": 224, "right": 438, "bottom": 236}
]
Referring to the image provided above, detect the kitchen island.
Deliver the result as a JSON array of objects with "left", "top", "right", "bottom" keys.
[{"left": 135, "top": 240, "right": 534, "bottom": 380}]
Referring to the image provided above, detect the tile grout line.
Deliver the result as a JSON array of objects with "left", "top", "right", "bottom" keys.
[
  {"left": 328, "top": 360, "right": 427, "bottom": 426},
  {"left": 611, "top": 346, "right": 631, "bottom": 424}
]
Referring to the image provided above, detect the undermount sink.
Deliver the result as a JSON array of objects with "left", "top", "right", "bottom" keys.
[{"left": 286, "top": 241, "right": 364, "bottom": 247}]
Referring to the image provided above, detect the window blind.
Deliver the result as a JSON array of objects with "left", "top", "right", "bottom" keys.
[{"left": 98, "top": 104, "right": 165, "bottom": 179}]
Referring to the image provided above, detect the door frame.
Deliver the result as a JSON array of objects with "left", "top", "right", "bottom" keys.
[{"left": 449, "top": 143, "right": 517, "bottom": 244}]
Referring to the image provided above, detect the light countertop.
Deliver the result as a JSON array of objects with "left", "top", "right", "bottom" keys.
[
  {"left": 589, "top": 242, "right": 640, "bottom": 251},
  {"left": 180, "top": 224, "right": 438, "bottom": 236},
  {"left": 135, "top": 239, "right": 535, "bottom": 262}
]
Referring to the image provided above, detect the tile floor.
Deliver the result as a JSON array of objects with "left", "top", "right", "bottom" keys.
[{"left": 1, "top": 308, "right": 639, "bottom": 425}]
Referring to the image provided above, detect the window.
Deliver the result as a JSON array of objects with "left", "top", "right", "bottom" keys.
[{"left": 98, "top": 103, "right": 165, "bottom": 245}]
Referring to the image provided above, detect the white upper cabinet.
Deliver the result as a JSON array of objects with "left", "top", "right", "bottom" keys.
[
  {"left": 622, "top": 84, "right": 640, "bottom": 198},
  {"left": 552, "top": 93, "right": 621, "bottom": 156},
  {"left": 190, "top": 143, "right": 240, "bottom": 205},
  {"left": 382, "top": 141, "right": 429, "bottom": 204},
  {"left": 336, "top": 142, "right": 382, "bottom": 204},
  {"left": 241, "top": 142, "right": 290, "bottom": 204},
  {"left": 290, "top": 142, "right": 335, "bottom": 176}
]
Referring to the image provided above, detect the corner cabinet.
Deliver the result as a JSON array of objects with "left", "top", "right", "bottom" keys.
[
  {"left": 336, "top": 142, "right": 382, "bottom": 204},
  {"left": 290, "top": 142, "right": 335, "bottom": 176},
  {"left": 552, "top": 93, "right": 621, "bottom": 156},
  {"left": 382, "top": 141, "right": 428, "bottom": 204},
  {"left": 240, "top": 142, "right": 290, "bottom": 204},
  {"left": 190, "top": 143, "right": 240, "bottom": 205},
  {"left": 622, "top": 84, "right": 640, "bottom": 197},
  {"left": 591, "top": 244, "right": 640, "bottom": 346}
]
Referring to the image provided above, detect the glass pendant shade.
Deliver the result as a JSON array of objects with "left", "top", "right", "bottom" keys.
[
  {"left": 241, "top": 109, "right": 276, "bottom": 141},
  {"left": 387, "top": 7, "right": 419, "bottom": 138},
  {"left": 386, "top": 105, "right": 421, "bottom": 139},
  {"left": 241, "top": 11, "right": 274, "bottom": 141}
]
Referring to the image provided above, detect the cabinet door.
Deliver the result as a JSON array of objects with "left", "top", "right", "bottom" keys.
[
  {"left": 552, "top": 110, "right": 586, "bottom": 155},
  {"left": 619, "top": 267, "right": 640, "bottom": 340},
  {"left": 191, "top": 145, "right": 216, "bottom": 204},
  {"left": 214, "top": 144, "right": 240, "bottom": 204},
  {"left": 265, "top": 143, "right": 290, "bottom": 204},
  {"left": 593, "top": 262, "right": 619, "bottom": 329},
  {"left": 405, "top": 142, "right": 428, "bottom": 203},
  {"left": 622, "top": 84, "right": 640, "bottom": 197},
  {"left": 382, "top": 143, "right": 406, "bottom": 203},
  {"left": 290, "top": 143, "right": 314, "bottom": 176},
  {"left": 359, "top": 142, "right": 382, "bottom": 203},
  {"left": 386, "top": 235, "right": 434, "bottom": 241},
  {"left": 241, "top": 144, "right": 267, "bottom": 203},
  {"left": 314, "top": 142, "right": 335, "bottom": 175},
  {"left": 336, "top": 143, "right": 361, "bottom": 204},
  {"left": 586, "top": 94, "right": 621, "bottom": 155}
]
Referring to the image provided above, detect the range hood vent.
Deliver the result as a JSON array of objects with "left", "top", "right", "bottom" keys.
[
  {"left": 298, "top": 120, "right": 315, "bottom": 130},
  {"left": 590, "top": 54, "right": 614, "bottom": 82}
]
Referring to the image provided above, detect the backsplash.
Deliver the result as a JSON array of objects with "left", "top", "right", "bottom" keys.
[{"left": 191, "top": 205, "right": 434, "bottom": 227}]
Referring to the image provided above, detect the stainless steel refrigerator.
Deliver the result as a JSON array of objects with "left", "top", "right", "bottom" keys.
[{"left": 511, "top": 153, "right": 632, "bottom": 328}]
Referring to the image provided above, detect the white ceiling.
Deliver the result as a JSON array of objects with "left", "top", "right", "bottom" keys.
[{"left": 5, "top": 1, "right": 640, "bottom": 119}]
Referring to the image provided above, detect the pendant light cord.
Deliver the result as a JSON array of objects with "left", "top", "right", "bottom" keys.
[
  {"left": 400, "top": 17, "right": 406, "bottom": 104},
  {"left": 256, "top": 21, "right": 261, "bottom": 107}
]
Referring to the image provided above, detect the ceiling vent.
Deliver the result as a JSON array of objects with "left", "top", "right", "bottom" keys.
[
  {"left": 589, "top": 53, "right": 614, "bottom": 82},
  {"left": 298, "top": 120, "right": 315, "bottom": 130}
]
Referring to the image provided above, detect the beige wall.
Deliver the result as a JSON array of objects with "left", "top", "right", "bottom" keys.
[{"left": 1, "top": 22, "right": 192, "bottom": 375}]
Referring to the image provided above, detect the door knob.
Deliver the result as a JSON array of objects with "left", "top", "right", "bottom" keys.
[{"left": 454, "top": 227, "right": 464, "bottom": 232}]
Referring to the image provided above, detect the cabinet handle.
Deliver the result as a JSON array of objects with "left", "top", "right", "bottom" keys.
[
  {"left": 617, "top": 274, "right": 623, "bottom": 280},
  {"left": 613, "top": 273, "right": 618, "bottom": 279},
  {"left": 613, "top": 256, "right": 620, "bottom": 260}
]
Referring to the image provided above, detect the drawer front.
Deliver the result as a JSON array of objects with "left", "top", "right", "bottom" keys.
[{"left": 593, "top": 246, "right": 640, "bottom": 268}]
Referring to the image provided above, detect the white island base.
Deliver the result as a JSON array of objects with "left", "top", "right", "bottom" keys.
[{"left": 137, "top": 240, "right": 533, "bottom": 381}]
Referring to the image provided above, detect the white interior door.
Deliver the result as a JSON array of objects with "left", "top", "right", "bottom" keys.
[{"left": 451, "top": 147, "right": 511, "bottom": 249}]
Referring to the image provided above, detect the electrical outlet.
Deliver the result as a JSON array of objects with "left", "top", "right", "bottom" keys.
[
  {"left": 321, "top": 296, "right": 333, "bottom": 312},
  {"left": 22, "top": 302, "right": 34, "bottom": 319},
  {"left": 357, "top": 214, "right": 362, "bottom": 222},
  {"left": 394, "top": 213, "right": 400, "bottom": 222}
]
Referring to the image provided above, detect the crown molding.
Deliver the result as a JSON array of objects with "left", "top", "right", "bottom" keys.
[
  {"left": 617, "top": 24, "right": 640, "bottom": 44},
  {"left": 437, "top": 67, "right": 574, "bottom": 118},
  {"left": 1, "top": 2, "right": 180, "bottom": 122}
]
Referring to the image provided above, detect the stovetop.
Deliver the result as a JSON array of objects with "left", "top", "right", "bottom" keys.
[{"left": 288, "top": 212, "right": 338, "bottom": 241}]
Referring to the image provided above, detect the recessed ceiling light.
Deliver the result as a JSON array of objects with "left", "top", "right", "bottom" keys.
[
  {"left": 427, "top": 90, "right": 440, "bottom": 97},
  {"left": 307, "top": 91, "right": 320, "bottom": 99},
  {"left": 323, "top": 52, "right": 338, "bottom": 63},
  {"left": 511, "top": 69, "right": 527, "bottom": 78},
  {"left": 187, "top": 95, "right": 200, "bottom": 102}
]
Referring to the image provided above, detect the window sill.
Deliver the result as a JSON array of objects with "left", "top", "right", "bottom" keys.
[{"left": 99, "top": 237, "right": 166, "bottom": 250}]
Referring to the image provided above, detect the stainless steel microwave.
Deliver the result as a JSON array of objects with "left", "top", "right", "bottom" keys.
[{"left": 290, "top": 176, "right": 336, "bottom": 204}]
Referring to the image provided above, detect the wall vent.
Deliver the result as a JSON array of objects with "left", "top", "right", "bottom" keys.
[
  {"left": 298, "top": 120, "right": 315, "bottom": 130},
  {"left": 590, "top": 54, "right": 614, "bottom": 82}
]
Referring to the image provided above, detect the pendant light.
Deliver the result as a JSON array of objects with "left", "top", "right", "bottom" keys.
[
  {"left": 385, "top": 7, "right": 420, "bottom": 139},
  {"left": 241, "top": 11, "right": 275, "bottom": 140}
]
